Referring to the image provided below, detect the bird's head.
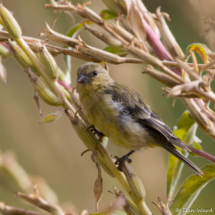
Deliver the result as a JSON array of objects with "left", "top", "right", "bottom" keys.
[{"left": 77, "top": 62, "right": 113, "bottom": 92}]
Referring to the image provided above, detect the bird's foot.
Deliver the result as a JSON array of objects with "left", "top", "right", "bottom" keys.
[
  {"left": 87, "top": 125, "right": 95, "bottom": 132},
  {"left": 87, "top": 125, "right": 104, "bottom": 142},
  {"left": 115, "top": 150, "right": 134, "bottom": 171}
]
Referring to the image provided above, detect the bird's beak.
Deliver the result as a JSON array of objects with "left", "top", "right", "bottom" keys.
[{"left": 77, "top": 74, "right": 87, "bottom": 83}]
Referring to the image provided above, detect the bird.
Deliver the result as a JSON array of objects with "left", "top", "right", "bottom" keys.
[{"left": 76, "top": 62, "right": 202, "bottom": 176}]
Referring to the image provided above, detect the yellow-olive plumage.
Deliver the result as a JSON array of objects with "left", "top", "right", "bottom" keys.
[{"left": 76, "top": 62, "right": 202, "bottom": 176}]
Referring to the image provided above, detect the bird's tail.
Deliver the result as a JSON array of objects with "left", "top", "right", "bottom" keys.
[{"left": 163, "top": 143, "right": 203, "bottom": 176}]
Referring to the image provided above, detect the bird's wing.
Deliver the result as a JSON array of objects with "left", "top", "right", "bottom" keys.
[
  {"left": 104, "top": 82, "right": 151, "bottom": 117},
  {"left": 143, "top": 111, "right": 174, "bottom": 140},
  {"left": 104, "top": 82, "right": 189, "bottom": 150},
  {"left": 142, "top": 108, "right": 191, "bottom": 151},
  {"left": 105, "top": 83, "right": 175, "bottom": 141}
]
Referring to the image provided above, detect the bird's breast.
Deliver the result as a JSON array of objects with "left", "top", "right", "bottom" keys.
[{"left": 79, "top": 93, "right": 152, "bottom": 150}]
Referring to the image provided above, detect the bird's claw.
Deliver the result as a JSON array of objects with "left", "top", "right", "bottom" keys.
[
  {"left": 114, "top": 156, "right": 133, "bottom": 172},
  {"left": 87, "top": 125, "right": 104, "bottom": 142}
]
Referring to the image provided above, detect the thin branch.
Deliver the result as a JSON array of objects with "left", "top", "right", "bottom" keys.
[
  {"left": 17, "top": 186, "right": 65, "bottom": 215},
  {"left": 187, "top": 146, "right": 215, "bottom": 163},
  {"left": 152, "top": 197, "right": 173, "bottom": 215},
  {"left": 0, "top": 202, "right": 47, "bottom": 215}
]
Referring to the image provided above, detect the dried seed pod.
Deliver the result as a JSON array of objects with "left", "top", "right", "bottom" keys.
[
  {"left": 143, "top": 65, "right": 180, "bottom": 87},
  {"left": 77, "top": 45, "right": 124, "bottom": 64},
  {"left": 76, "top": 4, "right": 104, "bottom": 24},
  {"left": 154, "top": 7, "right": 184, "bottom": 59},
  {"left": 25, "top": 68, "right": 62, "bottom": 106},
  {"left": 57, "top": 67, "right": 67, "bottom": 83},
  {"left": 84, "top": 24, "right": 122, "bottom": 47},
  {"left": 39, "top": 44, "right": 58, "bottom": 80},
  {"left": 58, "top": 84, "right": 72, "bottom": 102},
  {"left": 65, "top": 110, "right": 98, "bottom": 150},
  {"left": 91, "top": 152, "right": 103, "bottom": 212},
  {"left": 0, "top": 3, "right": 22, "bottom": 39},
  {"left": 113, "top": 186, "right": 141, "bottom": 215},
  {"left": 93, "top": 150, "right": 115, "bottom": 177},
  {"left": 0, "top": 43, "right": 9, "bottom": 56},
  {"left": 119, "top": 160, "right": 146, "bottom": 201},
  {"left": 9, "top": 41, "right": 39, "bottom": 75}
]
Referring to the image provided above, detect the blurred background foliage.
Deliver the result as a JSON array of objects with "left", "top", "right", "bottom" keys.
[{"left": 0, "top": 0, "right": 215, "bottom": 214}]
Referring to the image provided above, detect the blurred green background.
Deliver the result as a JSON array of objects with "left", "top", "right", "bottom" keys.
[{"left": 0, "top": 0, "right": 215, "bottom": 214}]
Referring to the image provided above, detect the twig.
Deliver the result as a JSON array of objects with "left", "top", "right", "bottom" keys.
[
  {"left": 167, "top": 80, "right": 215, "bottom": 103},
  {"left": 17, "top": 186, "right": 65, "bottom": 215},
  {"left": 152, "top": 197, "right": 173, "bottom": 215},
  {"left": 187, "top": 146, "right": 215, "bottom": 162},
  {"left": 0, "top": 202, "right": 47, "bottom": 215}
]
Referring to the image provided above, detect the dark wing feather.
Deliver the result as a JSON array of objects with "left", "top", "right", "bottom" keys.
[
  {"left": 104, "top": 82, "right": 189, "bottom": 151},
  {"left": 162, "top": 143, "right": 202, "bottom": 176},
  {"left": 104, "top": 82, "right": 151, "bottom": 117},
  {"left": 144, "top": 111, "right": 173, "bottom": 140},
  {"left": 105, "top": 82, "right": 174, "bottom": 139},
  {"left": 143, "top": 111, "right": 190, "bottom": 151}
]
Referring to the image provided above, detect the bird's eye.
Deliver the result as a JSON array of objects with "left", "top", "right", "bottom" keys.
[{"left": 93, "top": 71, "right": 98, "bottom": 76}]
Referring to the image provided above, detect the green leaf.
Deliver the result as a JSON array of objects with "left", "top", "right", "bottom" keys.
[
  {"left": 100, "top": 9, "right": 118, "bottom": 20},
  {"left": 67, "top": 10, "right": 116, "bottom": 39},
  {"left": 103, "top": 46, "right": 127, "bottom": 56},
  {"left": 177, "top": 111, "right": 195, "bottom": 131},
  {"left": 90, "top": 211, "right": 127, "bottom": 215},
  {"left": 67, "top": 20, "right": 91, "bottom": 38},
  {"left": 173, "top": 129, "right": 186, "bottom": 143},
  {"left": 170, "top": 164, "right": 215, "bottom": 215},
  {"left": 186, "top": 43, "right": 212, "bottom": 64},
  {"left": 167, "top": 111, "right": 197, "bottom": 200},
  {"left": 167, "top": 150, "right": 183, "bottom": 199}
]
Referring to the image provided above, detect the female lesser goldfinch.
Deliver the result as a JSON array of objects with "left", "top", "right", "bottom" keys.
[{"left": 76, "top": 62, "right": 202, "bottom": 176}]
